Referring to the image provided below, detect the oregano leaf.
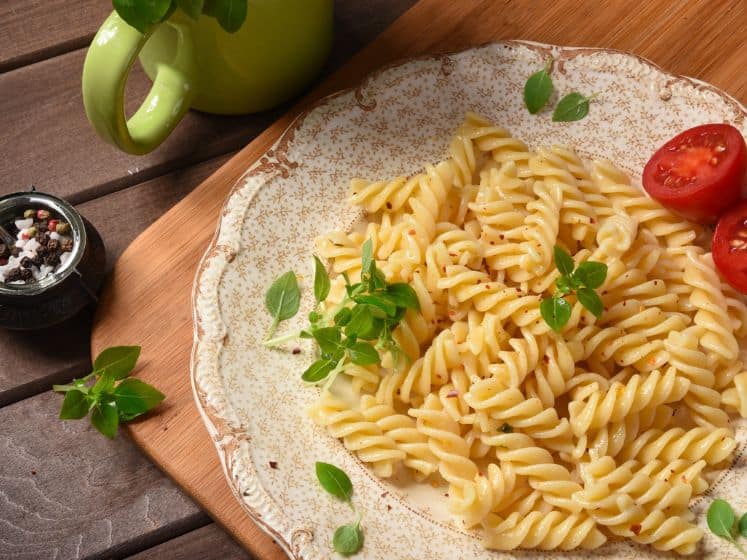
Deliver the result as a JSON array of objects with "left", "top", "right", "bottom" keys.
[
  {"left": 315, "top": 462, "right": 353, "bottom": 502},
  {"left": 524, "top": 60, "right": 553, "bottom": 114}
]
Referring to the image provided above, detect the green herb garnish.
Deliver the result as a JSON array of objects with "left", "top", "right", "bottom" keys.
[
  {"left": 264, "top": 270, "right": 301, "bottom": 340},
  {"left": 707, "top": 499, "right": 747, "bottom": 557},
  {"left": 316, "top": 462, "right": 354, "bottom": 503},
  {"left": 333, "top": 522, "right": 364, "bottom": 557},
  {"left": 739, "top": 513, "right": 747, "bottom": 538},
  {"left": 552, "top": 92, "right": 598, "bottom": 122},
  {"left": 540, "top": 246, "right": 607, "bottom": 332},
  {"left": 524, "top": 59, "right": 553, "bottom": 114},
  {"left": 53, "top": 346, "right": 164, "bottom": 438},
  {"left": 113, "top": 0, "right": 247, "bottom": 34},
  {"left": 316, "top": 462, "right": 365, "bottom": 556},
  {"left": 264, "top": 240, "right": 418, "bottom": 388}
]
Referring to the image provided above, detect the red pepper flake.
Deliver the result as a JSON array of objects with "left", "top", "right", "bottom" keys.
[
  {"left": 590, "top": 218, "right": 596, "bottom": 224},
  {"left": 680, "top": 475, "right": 687, "bottom": 483},
  {"left": 630, "top": 524, "right": 642, "bottom": 535},
  {"left": 269, "top": 461, "right": 278, "bottom": 469},
  {"left": 408, "top": 229, "right": 416, "bottom": 235},
  {"left": 499, "top": 234, "right": 505, "bottom": 240},
  {"left": 446, "top": 389, "right": 459, "bottom": 398},
  {"left": 31, "top": 470, "right": 37, "bottom": 475},
  {"left": 386, "top": 202, "right": 392, "bottom": 210},
  {"left": 292, "top": 348, "right": 301, "bottom": 355}
]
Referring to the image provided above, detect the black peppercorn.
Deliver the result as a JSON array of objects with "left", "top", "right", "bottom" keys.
[
  {"left": 20, "top": 257, "right": 32, "bottom": 269},
  {"left": 60, "top": 239, "right": 73, "bottom": 253},
  {"left": 46, "top": 239, "right": 59, "bottom": 252},
  {"left": 10, "top": 246, "right": 20, "bottom": 257},
  {"left": 19, "top": 268, "right": 32, "bottom": 281},
  {"left": 5, "top": 268, "right": 21, "bottom": 282}
]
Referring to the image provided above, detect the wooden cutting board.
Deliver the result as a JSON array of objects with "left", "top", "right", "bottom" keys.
[{"left": 91, "top": 1, "right": 746, "bottom": 558}]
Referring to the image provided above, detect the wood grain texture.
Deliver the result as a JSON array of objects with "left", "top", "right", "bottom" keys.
[
  {"left": 90, "top": 0, "right": 746, "bottom": 559},
  {"left": 0, "top": 391, "right": 208, "bottom": 560},
  {"left": 127, "top": 524, "right": 252, "bottom": 560},
  {"left": 0, "top": 0, "right": 110, "bottom": 72}
]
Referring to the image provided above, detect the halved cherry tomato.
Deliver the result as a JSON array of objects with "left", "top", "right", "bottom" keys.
[
  {"left": 713, "top": 200, "right": 747, "bottom": 293},
  {"left": 642, "top": 123, "right": 746, "bottom": 224}
]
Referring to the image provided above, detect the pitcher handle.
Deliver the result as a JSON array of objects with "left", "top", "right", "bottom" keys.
[{"left": 81, "top": 11, "right": 196, "bottom": 155}]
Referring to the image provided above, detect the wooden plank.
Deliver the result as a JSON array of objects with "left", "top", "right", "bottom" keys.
[
  {"left": 89, "top": 0, "right": 747, "bottom": 558},
  {"left": 0, "top": 155, "right": 229, "bottom": 407},
  {"left": 0, "top": 390, "right": 209, "bottom": 559},
  {"left": 0, "top": 49, "right": 277, "bottom": 204},
  {"left": 0, "top": 1, "right": 110, "bottom": 72},
  {"left": 127, "top": 524, "right": 252, "bottom": 560}
]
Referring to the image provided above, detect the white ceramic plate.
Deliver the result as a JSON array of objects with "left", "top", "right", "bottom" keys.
[{"left": 191, "top": 41, "right": 747, "bottom": 559}]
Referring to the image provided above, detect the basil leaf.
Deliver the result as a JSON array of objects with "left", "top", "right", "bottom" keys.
[
  {"left": 574, "top": 261, "right": 608, "bottom": 289},
  {"left": 113, "top": 0, "right": 172, "bottom": 33},
  {"left": 90, "top": 400, "right": 119, "bottom": 439},
  {"left": 334, "top": 307, "right": 352, "bottom": 326},
  {"left": 92, "top": 370, "right": 117, "bottom": 396},
  {"left": 313, "top": 256, "right": 330, "bottom": 303},
  {"left": 202, "top": 0, "right": 247, "bottom": 33},
  {"left": 707, "top": 499, "right": 736, "bottom": 538},
  {"left": 313, "top": 327, "right": 342, "bottom": 355},
  {"left": 302, "top": 359, "right": 336, "bottom": 383},
  {"left": 333, "top": 523, "right": 364, "bottom": 557},
  {"left": 540, "top": 296, "right": 571, "bottom": 332},
  {"left": 93, "top": 345, "right": 141, "bottom": 380},
  {"left": 360, "top": 239, "right": 373, "bottom": 277},
  {"left": 353, "top": 294, "right": 397, "bottom": 316},
  {"left": 315, "top": 462, "right": 353, "bottom": 502},
  {"left": 265, "top": 271, "right": 301, "bottom": 322},
  {"left": 555, "top": 276, "right": 571, "bottom": 295},
  {"left": 113, "top": 378, "right": 165, "bottom": 418},
  {"left": 345, "top": 306, "right": 383, "bottom": 340},
  {"left": 372, "top": 267, "right": 386, "bottom": 290},
  {"left": 553, "top": 245, "right": 574, "bottom": 276},
  {"left": 176, "top": 0, "right": 204, "bottom": 19},
  {"left": 59, "top": 390, "right": 91, "bottom": 420},
  {"left": 347, "top": 342, "right": 380, "bottom": 366},
  {"left": 739, "top": 513, "right": 747, "bottom": 537},
  {"left": 386, "top": 283, "right": 420, "bottom": 310},
  {"left": 524, "top": 63, "right": 553, "bottom": 114},
  {"left": 553, "top": 92, "right": 592, "bottom": 122},
  {"left": 577, "top": 287, "right": 603, "bottom": 318}
]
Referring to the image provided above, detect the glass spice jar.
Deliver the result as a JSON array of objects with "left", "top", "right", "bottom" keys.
[{"left": 0, "top": 191, "right": 105, "bottom": 330}]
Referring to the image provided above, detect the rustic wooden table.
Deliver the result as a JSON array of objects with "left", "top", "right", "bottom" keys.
[{"left": 0, "top": 1, "right": 415, "bottom": 558}]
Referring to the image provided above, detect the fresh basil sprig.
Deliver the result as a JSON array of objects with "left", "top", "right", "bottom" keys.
[
  {"left": 53, "top": 346, "right": 164, "bottom": 438},
  {"left": 552, "top": 92, "right": 599, "bottom": 122},
  {"left": 316, "top": 462, "right": 365, "bottom": 557},
  {"left": 264, "top": 239, "right": 419, "bottom": 388},
  {"left": 113, "top": 0, "right": 247, "bottom": 34},
  {"left": 540, "top": 245, "right": 607, "bottom": 332},
  {"left": 523, "top": 59, "right": 553, "bottom": 114},
  {"left": 707, "top": 499, "right": 747, "bottom": 557}
]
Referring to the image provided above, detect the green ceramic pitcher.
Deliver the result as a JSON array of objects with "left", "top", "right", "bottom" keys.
[{"left": 82, "top": 0, "right": 333, "bottom": 155}]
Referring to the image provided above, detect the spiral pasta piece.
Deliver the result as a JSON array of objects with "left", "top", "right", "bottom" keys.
[
  {"left": 568, "top": 367, "right": 689, "bottom": 436},
  {"left": 483, "top": 509, "right": 606, "bottom": 551},
  {"left": 619, "top": 426, "right": 736, "bottom": 465},
  {"left": 685, "top": 251, "right": 739, "bottom": 363},
  {"left": 309, "top": 392, "right": 404, "bottom": 477}
]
